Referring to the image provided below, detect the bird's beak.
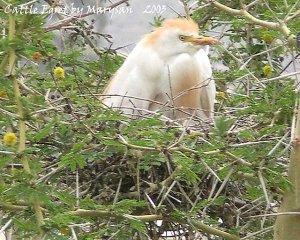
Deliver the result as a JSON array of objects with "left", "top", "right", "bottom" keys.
[{"left": 186, "top": 35, "right": 221, "bottom": 45}]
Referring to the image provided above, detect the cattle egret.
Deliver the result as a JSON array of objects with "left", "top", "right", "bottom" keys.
[{"left": 102, "top": 18, "right": 220, "bottom": 120}]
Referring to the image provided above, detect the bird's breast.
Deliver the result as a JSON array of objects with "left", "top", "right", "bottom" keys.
[
  {"left": 148, "top": 53, "right": 207, "bottom": 118},
  {"left": 161, "top": 54, "right": 201, "bottom": 101}
]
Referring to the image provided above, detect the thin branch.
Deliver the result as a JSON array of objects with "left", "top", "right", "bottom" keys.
[
  {"left": 68, "top": 209, "right": 240, "bottom": 240},
  {"left": 251, "top": 212, "right": 300, "bottom": 217},
  {"left": 44, "top": 0, "right": 129, "bottom": 32},
  {"left": 285, "top": 0, "right": 300, "bottom": 22},
  {"left": 258, "top": 170, "right": 270, "bottom": 205},
  {"left": 190, "top": 219, "right": 240, "bottom": 240},
  {"left": 261, "top": 70, "right": 300, "bottom": 83},
  {"left": 208, "top": 0, "right": 296, "bottom": 44},
  {"left": 0, "top": 219, "right": 12, "bottom": 235}
]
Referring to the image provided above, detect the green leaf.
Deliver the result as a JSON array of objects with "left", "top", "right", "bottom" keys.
[
  {"left": 60, "top": 153, "right": 86, "bottom": 171},
  {"left": 213, "top": 116, "right": 235, "bottom": 137},
  {"left": 34, "top": 117, "right": 58, "bottom": 141},
  {"left": 0, "top": 155, "right": 12, "bottom": 169}
]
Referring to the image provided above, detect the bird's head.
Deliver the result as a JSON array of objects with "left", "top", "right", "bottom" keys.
[{"left": 143, "top": 18, "right": 221, "bottom": 58}]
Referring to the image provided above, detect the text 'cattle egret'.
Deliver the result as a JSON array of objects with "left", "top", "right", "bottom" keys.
[{"left": 102, "top": 18, "right": 220, "bottom": 121}]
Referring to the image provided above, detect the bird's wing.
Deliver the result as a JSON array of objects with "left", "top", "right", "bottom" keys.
[
  {"left": 195, "top": 48, "right": 216, "bottom": 119},
  {"left": 102, "top": 45, "right": 162, "bottom": 116}
]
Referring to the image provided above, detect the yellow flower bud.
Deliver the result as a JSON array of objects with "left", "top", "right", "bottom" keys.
[
  {"left": 262, "top": 65, "right": 273, "bottom": 76},
  {"left": 54, "top": 67, "right": 65, "bottom": 80},
  {"left": 0, "top": 90, "right": 8, "bottom": 99},
  {"left": 262, "top": 34, "right": 273, "bottom": 43},
  {"left": 32, "top": 52, "right": 42, "bottom": 61},
  {"left": 3, "top": 132, "right": 17, "bottom": 146},
  {"left": 216, "top": 91, "right": 227, "bottom": 100}
]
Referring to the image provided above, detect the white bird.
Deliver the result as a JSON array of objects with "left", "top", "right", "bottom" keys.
[{"left": 102, "top": 18, "right": 220, "bottom": 121}]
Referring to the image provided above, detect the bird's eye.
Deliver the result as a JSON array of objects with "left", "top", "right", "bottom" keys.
[{"left": 179, "top": 35, "right": 186, "bottom": 41}]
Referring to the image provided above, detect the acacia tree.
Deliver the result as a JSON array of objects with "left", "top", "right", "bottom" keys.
[
  {"left": 199, "top": 1, "right": 300, "bottom": 239},
  {"left": 0, "top": 0, "right": 299, "bottom": 239}
]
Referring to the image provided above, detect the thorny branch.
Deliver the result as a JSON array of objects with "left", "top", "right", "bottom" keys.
[{"left": 207, "top": 0, "right": 296, "bottom": 45}]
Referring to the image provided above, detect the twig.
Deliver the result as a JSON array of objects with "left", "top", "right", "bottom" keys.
[
  {"left": 44, "top": 0, "right": 129, "bottom": 31},
  {"left": 208, "top": 0, "right": 294, "bottom": 43},
  {"left": 268, "top": 130, "right": 290, "bottom": 156},
  {"left": 190, "top": 219, "right": 240, "bottom": 240},
  {"left": 250, "top": 212, "right": 300, "bottom": 217},
  {"left": 70, "top": 227, "right": 78, "bottom": 240},
  {"left": 76, "top": 168, "right": 80, "bottom": 208},
  {"left": 113, "top": 178, "right": 122, "bottom": 205},
  {"left": 67, "top": 209, "right": 241, "bottom": 240},
  {"left": 241, "top": 226, "right": 273, "bottom": 239},
  {"left": 262, "top": 70, "right": 300, "bottom": 83},
  {"left": 258, "top": 170, "right": 270, "bottom": 206},
  {"left": 0, "top": 219, "right": 12, "bottom": 235},
  {"left": 212, "top": 166, "right": 237, "bottom": 202},
  {"left": 157, "top": 180, "right": 177, "bottom": 208},
  {"left": 0, "top": 151, "right": 15, "bottom": 155}
]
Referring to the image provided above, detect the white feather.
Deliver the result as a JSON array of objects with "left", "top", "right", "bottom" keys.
[{"left": 102, "top": 18, "right": 218, "bottom": 120}]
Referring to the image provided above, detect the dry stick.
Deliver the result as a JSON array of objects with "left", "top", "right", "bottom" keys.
[
  {"left": 0, "top": 219, "right": 12, "bottom": 235},
  {"left": 245, "top": 44, "right": 284, "bottom": 61},
  {"left": 167, "top": 113, "right": 194, "bottom": 150},
  {"left": 167, "top": 64, "right": 176, "bottom": 118},
  {"left": 113, "top": 178, "right": 122, "bottom": 205},
  {"left": 221, "top": 47, "right": 266, "bottom": 89},
  {"left": 212, "top": 165, "right": 237, "bottom": 202},
  {"left": 136, "top": 157, "right": 141, "bottom": 201},
  {"left": 145, "top": 193, "right": 157, "bottom": 209},
  {"left": 70, "top": 227, "right": 78, "bottom": 240},
  {"left": 285, "top": 8, "right": 300, "bottom": 22},
  {"left": 251, "top": 212, "right": 300, "bottom": 218},
  {"left": 76, "top": 168, "right": 80, "bottom": 208},
  {"left": 258, "top": 169, "right": 270, "bottom": 203},
  {"left": 268, "top": 130, "right": 290, "bottom": 156},
  {"left": 0, "top": 151, "right": 15, "bottom": 155},
  {"left": 284, "top": 0, "right": 300, "bottom": 22},
  {"left": 198, "top": 157, "right": 221, "bottom": 181},
  {"left": 263, "top": 0, "right": 281, "bottom": 23},
  {"left": 180, "top": 0, "right": 190, "bottom": 18},
  {"left": 8, "top": 13, "right": 45, "bottom": 237},
  {"left": 245, "top": 0, "right": 261, "bottom": 9},
  {"left": 241, "top": 226, "right": 273, "bottom": 240},
  {"left": 157, "top": 180, "right": 177, "bottom": 208},
  {"left": 0, "top": 0, "right": 8, "bottom": 8},
  {"left": 176, "top": 182, "right": 194, "bottom": 206},
  {"left": 261, "top": 70, "right": 300, "bottom": 83},
  {"left": 240, "top": 197, "right": 265, "bottom": 216}
]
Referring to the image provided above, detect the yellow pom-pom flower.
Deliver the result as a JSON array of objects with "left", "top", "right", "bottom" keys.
[
  {"left": 3, "top": 132, "right": 17, "bottom": 146},
  {"left": 54, "top": 66, "right": 65, "bottom": 80},
  {"left": 263, "top": 65, "right": 273, "bottom": 76}
]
